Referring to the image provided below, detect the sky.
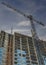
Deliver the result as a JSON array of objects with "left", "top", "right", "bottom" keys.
[{"left": 0, "top": 0, "right": 46, "bottom": 40}]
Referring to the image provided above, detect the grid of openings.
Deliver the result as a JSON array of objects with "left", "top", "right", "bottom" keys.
[
  {"left": 15, "top": 35, "right": 20, "bottom": 50},
  {"left": 14, "top": 35, "right": 20, "bottom": 65},
  {"left": 6, "top": 34, "right": 13, "bottom": 65},
  {"left": 39, "top": 41, "right": 46, "bottom": 56},
  {"left": 14, "top": 35, "right": 27, "bottom": 65},
  {"left": 22, "top": 36, "right": 31, "bottom": 65},
  {"left": 14, "top": 34, "right": 38, "bottom": 65},
  {"left": 28, "top": 37, "right": 38, "bottom": 65},
  {"left": 1, "top": 31, "right": 5, "bottom": 47},
  {"left": 0, "top": 33, "right": 1, "bottom": 47}
]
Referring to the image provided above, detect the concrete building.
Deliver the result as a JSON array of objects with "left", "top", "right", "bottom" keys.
[
  {"left": 0, "top": 31, "right": 46, "bottom": 65},
  {"left": 13, "top": 32, "right": 46, "bottom": 65},
  {"left": 0, "top": 31, "right": 13, "bottom": 65}
]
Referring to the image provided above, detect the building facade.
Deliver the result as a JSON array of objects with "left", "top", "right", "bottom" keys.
[
  {"left": 0, "top": 31, "right": 46, "bottom": 65},
  {"left": 13, "top": 32, "right": 46, "bottom": 65},
  {"left": 0, "top": 31, "right": 13, "bottom": 65}
]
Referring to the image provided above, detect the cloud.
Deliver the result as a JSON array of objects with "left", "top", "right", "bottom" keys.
[
  {"left": 17, "top": 21, "right": 30, "bottom": 26},
  {"left": 5, "top": 29, "right": 46, "bottom": 41},
  {"left": 41, "top": 26, "right": 46, "bottom": 29},
  {"left": 4, "top": 28, "right": 31, "bottom": 36},
  {"left": 13, "top": 29, "right": 30, "bottom": 32},
  {"left": 39, "top": 35, "right": 46, "bottom": 41}
]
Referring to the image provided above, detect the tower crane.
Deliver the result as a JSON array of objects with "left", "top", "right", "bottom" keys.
[{"left": 2, "top": 2, "right": 45, "bottom": 65}]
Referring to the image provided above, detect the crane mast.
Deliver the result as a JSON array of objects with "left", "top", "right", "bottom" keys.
[
  {"left": 2, "top": 2, "right": 45, "bottom": 65},
  {"left": 29, "top": 16, "right": 44, "bottom": 65}
]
